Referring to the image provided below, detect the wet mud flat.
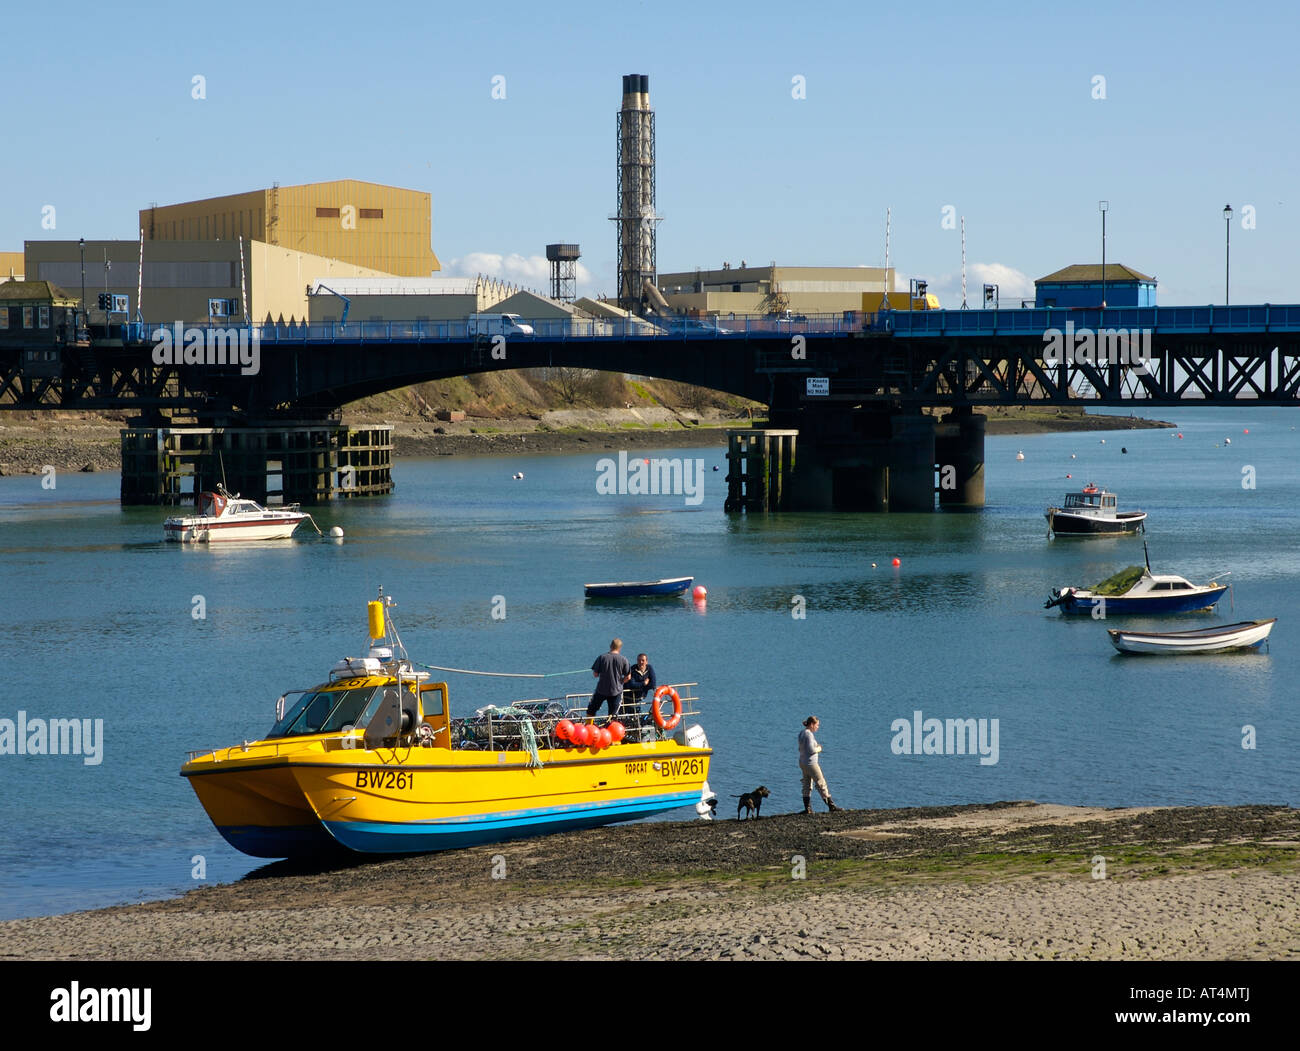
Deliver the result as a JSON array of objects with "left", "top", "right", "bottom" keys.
[{"left": 3, "top": 802, "right": 1298, "bottom": 961}]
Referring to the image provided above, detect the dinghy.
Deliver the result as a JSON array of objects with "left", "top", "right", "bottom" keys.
[
  {"left": 1108, "top": 619, "right": 1276, "bottom": 655},
  {"left": 584, "top": 577, "right": 694, "bottom": 598}
]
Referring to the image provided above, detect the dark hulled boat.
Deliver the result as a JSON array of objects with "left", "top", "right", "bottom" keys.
[{"left": 1046, "top": 484, "right": 1146, "bottom": 537}]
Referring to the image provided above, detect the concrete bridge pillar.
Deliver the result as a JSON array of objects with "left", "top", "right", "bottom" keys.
[
  {"left": 934, "top": 409, "right": 986, "bottom": 509},
  {"left": 885, "top": 411, "right": 938, "bottom": 512},
  {"left": 772, "top": 407, "right": 937, "bottom": 512}
]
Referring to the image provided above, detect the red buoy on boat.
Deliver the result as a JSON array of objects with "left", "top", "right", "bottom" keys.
[
  {"left": 598, "top": 728, "right": 612, "bottom": 748},
  {"left": 571, "top": 723, "right": 589, "bottom": 746},
  {"left": 556, "top": 720, "right": 573, "bottom": 742},
  {"left": 607, "top": 721, "right": 625, "bottom": 743}
]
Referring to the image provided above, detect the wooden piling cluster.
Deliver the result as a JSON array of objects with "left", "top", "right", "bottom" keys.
[
  {"left": 724, "top": 429, "right": 798, "bottom": 512},
  {"left": 120, "top": 423, "right": 393, "bottom": 506}
]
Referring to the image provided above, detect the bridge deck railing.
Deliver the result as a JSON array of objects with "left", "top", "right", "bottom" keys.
[
  {"left": 125, "top": 314, "right": 868, "bottom": 345},
  {"left": 121, "top": 304, "right": 1300, "bottom": 347},
  {"left": 879, "top": 303, "right": 1300, "bottom": 336}
]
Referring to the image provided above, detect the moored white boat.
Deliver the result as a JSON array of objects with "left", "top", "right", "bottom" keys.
[
  {"left": 1108, "top": 619, "right": 1277, "bottom": 655},
  {"left": 163, "top": 485, "right": 308, "bottom": 543}
]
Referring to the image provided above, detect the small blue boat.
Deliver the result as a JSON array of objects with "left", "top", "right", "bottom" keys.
[{"left": 584, "top": 576, "right": 694, "bottom": 598}]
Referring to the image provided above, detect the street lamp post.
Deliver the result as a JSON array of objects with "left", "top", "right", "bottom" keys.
[
  {"left": 1098, "top": 201, "right": 1108, "bottom": 308},
  {"left": 1223, "top": 204, "right": 1232, "bottom": 305},
  {"left": 78, "top": 238, "right": 86, "bottom": 320}
]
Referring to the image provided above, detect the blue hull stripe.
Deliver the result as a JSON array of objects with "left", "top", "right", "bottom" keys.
[
  {"left": 1062, "top": 588, "right": 1228, "bottom": 615},
  {"left": 215, "top": 822, "right": 345, "bottom": 859},
  {"left": 322, "top": 791, "right": 700, "bottom": 854}
]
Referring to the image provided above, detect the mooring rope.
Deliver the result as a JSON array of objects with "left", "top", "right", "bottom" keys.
[{"left": 413, "top": 662, "right": 587, "bottom": 679}]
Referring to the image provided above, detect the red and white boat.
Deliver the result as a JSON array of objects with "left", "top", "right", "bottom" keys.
[{"left": 163, "top": 485, "right": 309, "bottom": 543}]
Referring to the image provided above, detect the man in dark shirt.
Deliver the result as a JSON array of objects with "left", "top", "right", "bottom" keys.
[
  {"left": 626, "top": 653, "right": 657, "bottom": 704},
  {"left": 588, "top": 638, "right": 631, "bottom": 718}
]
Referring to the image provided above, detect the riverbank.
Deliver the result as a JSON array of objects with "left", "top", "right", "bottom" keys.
[
  {"left": 3, "top": 802, "right": 1294, "bottom": 960},
  {"left": 0, "top": 408, "right": 1174, "bottom": 474}
]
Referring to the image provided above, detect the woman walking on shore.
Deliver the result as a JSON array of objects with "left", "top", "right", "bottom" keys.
[{"left": 798, "top": 715, "right": 841, "bottom": 814}]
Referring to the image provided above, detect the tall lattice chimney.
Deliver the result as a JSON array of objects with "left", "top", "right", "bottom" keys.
[{"left": 613, "top": 74, "right": 658, "bottom": 313}]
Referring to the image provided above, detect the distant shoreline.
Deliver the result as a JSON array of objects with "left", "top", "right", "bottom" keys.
[
  {"left": 1, "top": 802, "right": 1294, "bottom": 960},
  {"left": 0, "top": 410, "right": 1175, "bottom": 474}
]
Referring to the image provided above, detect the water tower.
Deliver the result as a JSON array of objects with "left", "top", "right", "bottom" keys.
[{"left": 546, "top": 243, "right": 580, "bottom": 302}]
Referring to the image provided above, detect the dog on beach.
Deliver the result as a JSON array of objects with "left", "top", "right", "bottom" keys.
[{"left": 735, "top": 786, "right": 770, "bottom": 820}]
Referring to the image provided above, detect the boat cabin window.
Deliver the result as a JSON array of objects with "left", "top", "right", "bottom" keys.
[
  {"left": 1064, "top": 493, "right": 1102, "bottom": 509},
  {"left": 269, "top": 685, "right": 379, "bottom": 738}
]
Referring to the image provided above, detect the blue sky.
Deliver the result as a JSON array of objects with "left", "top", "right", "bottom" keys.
[{"left": 3, "top": 0, "right": 1295, "bottom": 306}]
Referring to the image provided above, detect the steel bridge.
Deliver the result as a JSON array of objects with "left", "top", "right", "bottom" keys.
[{"left": 4, "top": 305, "right": 1300, "bottom": 418}]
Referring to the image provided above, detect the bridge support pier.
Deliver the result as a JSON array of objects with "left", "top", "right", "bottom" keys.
[
  {"left": 935, "top": 409, "right": 986, "bottom": 510},
  {"left": 731, "top": 406, "right": 985, "bottom": 513},
  {"left": 120, "top": 421, "right": 393, "bottom": 506}
]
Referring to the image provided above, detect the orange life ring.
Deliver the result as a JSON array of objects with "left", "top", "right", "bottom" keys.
[{"left": 651, "top": 686, "right": 682, "bottom": 731}]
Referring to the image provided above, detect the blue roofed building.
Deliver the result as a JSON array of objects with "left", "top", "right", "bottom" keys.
[{"left": 1034, "top": 264, "right": 1156, "bottom": 308}]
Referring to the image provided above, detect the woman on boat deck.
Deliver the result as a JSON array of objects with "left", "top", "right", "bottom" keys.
[{"left": 798, "top": 716, "right": 841, "bottom": 814}]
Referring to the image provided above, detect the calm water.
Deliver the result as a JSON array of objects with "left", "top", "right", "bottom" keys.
[{"left": 1, "top": 407, "right": 1298, "bottom": 919}]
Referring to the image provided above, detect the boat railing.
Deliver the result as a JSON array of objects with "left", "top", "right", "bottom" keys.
[{"left": 449, "top": 683, "right": 702, "bottom": 752}]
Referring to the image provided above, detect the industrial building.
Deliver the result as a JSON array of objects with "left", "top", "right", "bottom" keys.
[
  {"left": 25, "top": 239, "right": 391, "bottom": 325},
  {"left": 0, "top": 252, "right": 23, "bottom": 281},
  {"left": 1034, "top": 264, "right": 1156, "bottom": 308},
  {"left": 306, "top": 276, "right": 537, "bottom": 322},
  {"left": 140, "top": 180, "right": 440, "bottom": 277},
  {"left": 656, "top": 263, "right": 910, "bottom": 316}
]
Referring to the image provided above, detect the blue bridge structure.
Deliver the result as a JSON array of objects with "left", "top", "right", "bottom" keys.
[{"left": 4, "top": 305, "right": 1299, "bottom": 510}]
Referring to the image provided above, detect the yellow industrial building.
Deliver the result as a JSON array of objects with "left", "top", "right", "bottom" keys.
[
  {"left": 0, "top": 251, "right": 23, "bottom": 281},
  {"left": 140, "top": 180, "right": 440, "bottom": 277}
]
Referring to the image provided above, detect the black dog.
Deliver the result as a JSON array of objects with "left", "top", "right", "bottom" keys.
[{"left": 736, "top": 786, "right": 770, "bottom": 820}]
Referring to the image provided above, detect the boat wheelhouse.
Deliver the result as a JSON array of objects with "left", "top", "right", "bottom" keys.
[{"left": 1045, "top": 484, "right": 1146, "bottom": 536}]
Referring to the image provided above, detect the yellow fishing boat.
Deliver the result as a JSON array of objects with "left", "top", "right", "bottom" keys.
[{"left": 182, "top": 590, "right": 715, "bottom": 858}]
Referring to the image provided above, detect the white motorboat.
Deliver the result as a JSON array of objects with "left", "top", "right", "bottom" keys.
[
  {"left": 1108, "top": 619, "right": 1277, "bottom": 655},
  {"left": 163, "top": 485, "right": 309, "bottom": 543}
]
